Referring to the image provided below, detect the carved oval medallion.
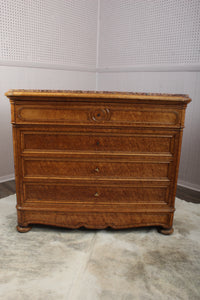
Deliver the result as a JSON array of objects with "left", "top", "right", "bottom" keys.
[{"left": 90, "top": 108, "right": 110, "bottom": 122}]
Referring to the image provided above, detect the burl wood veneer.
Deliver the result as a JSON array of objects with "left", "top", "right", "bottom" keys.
[{"left": 5, "top": 90, "right": 191, "bottom": 234}]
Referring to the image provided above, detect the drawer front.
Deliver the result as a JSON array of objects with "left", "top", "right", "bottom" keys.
[
  {"left": 22, "top": 132, "right": 173, "bottom": 154},
  {"left": 23, "top": 183, "right": 169, "bottom": 205},
  {"left": 23, "top": 159, "right": 169, "bottom": 179},
  {"left": 16, "top": 104, "right": 181, "bottom": 127}
]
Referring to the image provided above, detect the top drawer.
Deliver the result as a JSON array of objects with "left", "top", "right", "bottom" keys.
[{"left": 14, "top": 103, "right": 182, "bottom": 128}]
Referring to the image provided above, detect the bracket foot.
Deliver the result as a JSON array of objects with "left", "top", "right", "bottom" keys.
[
  {"left": 17, "top": 225, "right": 32, "bottom": 233},
  {"left": 158, "top": 227, "right": 174, "bottom": 235}
]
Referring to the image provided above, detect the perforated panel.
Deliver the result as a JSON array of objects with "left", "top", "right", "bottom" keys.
[
  {"left": 99, "top": 0, "right": 200, "bottom": 67},
  {"left": 1, "top": 1, "right": 199, "bottom": 69},
  {"left": 0, "top": 0, "right": 97, "bottom": 68}
]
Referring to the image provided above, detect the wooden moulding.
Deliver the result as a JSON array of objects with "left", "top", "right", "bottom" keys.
[
  {"left": 16, "top": 209, "right": 173, "bottom": 232},
  {"left": 5, "top": 89, "right": 191, "bottom": 102}
]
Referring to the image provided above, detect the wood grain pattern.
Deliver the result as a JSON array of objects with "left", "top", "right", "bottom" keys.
[
  {"left": 23, "top": 183, "right": 169, "bottom": 205},
  {"left": 19, "top": 210, "right": 172, "bottom": 230},
  {"left": 15, "top": 104, "right": 181, "bottom": 127},
  {"left": 5, "top": 90, "right": 191, "bottom": 234},
  {"left": 1, "top": 180, "right": 199, "bottom": 205},
  {"left": 23, "top": 159, "right": 170, "bottom": 179},
  {"left": 22, "top": 132, "right": 173, "bottom": 154}
]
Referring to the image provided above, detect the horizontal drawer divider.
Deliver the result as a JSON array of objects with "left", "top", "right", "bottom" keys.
[
  {"left": 20, "top": 129, "right": 176, "bottom": 137},
  {"left": 17, "top": 205, "right": 175, "bottom": 213},
  {"left": 23, "top": 176, "right": 171, "bottom": 183},
  {"left": 21, "top": 151, "right": 174, "bottom": 159},
  {"left": 23, "top": 201, "right": 168, "bottom": 206},
  {"left": 21, "top": 156, "right": 173, "bottom": 163},
  {"left": 18, "top": 126, "right": 180, "bottom": 133},
  {"left": 22, "top": 179, "right": 171, "bottom": 187}
]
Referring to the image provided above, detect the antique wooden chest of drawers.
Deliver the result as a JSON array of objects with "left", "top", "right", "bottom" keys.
[{"left": 6, "top": 90, "right": 191, "bottom": 234}]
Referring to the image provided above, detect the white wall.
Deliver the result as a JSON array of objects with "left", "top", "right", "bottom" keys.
[
  {"left": 98, "top": 71, "right": 200, "bottom": 191},
  {"left": 0, "top": 66, "right": 96, "bottom": 181},
  {"left": 0, "top": 0, "right": 97, "bottom": 69},
  {"left": 97, "top": 0, "right": 200, "bottom": 191},
  {"left": 0, "top": 0, "right": 199, "bottom": 191},
  {"left": 98, "top": 0, "right": 200, "bottom": 67},
  {"left": 0, "top": 0, "right": 98, "bottom": 181}
]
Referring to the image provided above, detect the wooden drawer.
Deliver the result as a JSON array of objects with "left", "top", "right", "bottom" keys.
[
  {"left": 23, "top": 182, "right": 169, "bottom": 205},
  {"left": 23, "top": 158, "right": 170, "bottom": 179},
  {"left": 22, "top": 131, "right": 174, "bottom": 154},
  {"left": 15, "top": 104, "right": 181, "bottom": 127}
]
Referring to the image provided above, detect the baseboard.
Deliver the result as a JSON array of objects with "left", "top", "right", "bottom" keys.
[
  {"left": 0, "top": 61, "right": 96, "bottom": 72},
  {"left": 0, "top": 174, "right": 15, "bottom": 183},
  {"left": 97, "top": 63, "right": 200, "bottom": 72},
  {"left": 177, "top": 180, "right": 200, "bottom": 193}
]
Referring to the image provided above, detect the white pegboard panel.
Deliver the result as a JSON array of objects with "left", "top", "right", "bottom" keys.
[
  {"left": 99, "top": 0, "right": 200, "bottom": 68},
  {"left": 0, "top": 0, "right": 97, "bottom": 68}
]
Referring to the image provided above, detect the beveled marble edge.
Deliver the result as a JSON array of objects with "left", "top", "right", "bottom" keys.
[{"left": 5, "top": 89, "right": 191, "bottom": 102}]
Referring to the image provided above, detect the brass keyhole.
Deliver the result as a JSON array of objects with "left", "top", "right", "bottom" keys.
[
  {"left": 95, "top": 167, "right": 99, "bottom": 172},
  {"left": 94, "top": 192, "right": 99, "bottom": 197}
]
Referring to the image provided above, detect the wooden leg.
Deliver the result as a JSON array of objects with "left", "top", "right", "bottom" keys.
[
  {"left": 16, "top": 225, "right": 32, "bottom": 233},
  {"left": 158, "top": 226, "right": 174, "bottom": 235}
]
